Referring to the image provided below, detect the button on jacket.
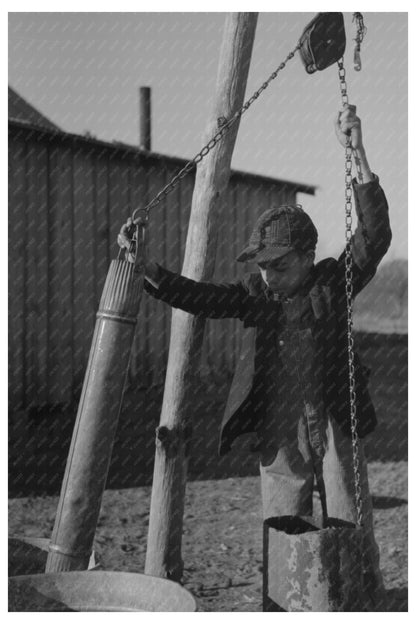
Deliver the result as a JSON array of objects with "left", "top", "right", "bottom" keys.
[
  {"left": 144, "top": 175, "right": 391, "bottom": 456},
  {"left": 258, "top": 294, "right": 327, "bottom": 461}
]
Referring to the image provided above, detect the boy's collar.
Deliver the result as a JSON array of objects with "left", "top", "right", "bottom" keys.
[{"left": 263, "top": 267, "right": 315, "bottom": 303}]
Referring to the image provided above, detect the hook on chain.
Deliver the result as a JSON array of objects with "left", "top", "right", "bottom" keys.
[
  {"left": 352, "top": 12, "right": 367, "bottom": 71},
  {"left": 117, "top": 208, "right": 149, "bottom": 263}
]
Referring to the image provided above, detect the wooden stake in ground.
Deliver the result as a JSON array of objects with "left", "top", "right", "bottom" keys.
[{"left": 144, "top": 12, "right": 258, "bottom": 581}]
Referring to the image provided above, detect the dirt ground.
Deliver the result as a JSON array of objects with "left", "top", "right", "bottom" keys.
[
  {"left": 8, "top": 459, "right": 407, "bottom": 612},
  {"left": 8, "top": 333, "right": 408, "bottom": 611}
]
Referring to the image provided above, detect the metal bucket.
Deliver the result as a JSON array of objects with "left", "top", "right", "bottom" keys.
[
  {"left": 263, "top": 516, "right": 364, "bottom": 612},
  {"left": 8, "top": 537, "right": 96, "bottom": 576},
  {"left": 8, "top": 571, "right": 197, "bottom": 612}
]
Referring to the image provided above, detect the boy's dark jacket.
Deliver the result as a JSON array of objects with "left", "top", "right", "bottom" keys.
[{"left": 145, "top": 176, "right": 391, "bottom": 456}]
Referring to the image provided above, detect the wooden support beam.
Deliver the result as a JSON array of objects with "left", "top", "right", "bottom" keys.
[{"left": 144, "top": 12, "right": 258, "bottom": 581}]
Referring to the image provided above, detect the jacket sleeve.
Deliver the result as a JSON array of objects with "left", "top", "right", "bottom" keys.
[
  {"left": 337, "top": 174, "right": 392, "bottom": 296},
  {"left": 144, "top": 265, "right": 251, "bottom": 319}
]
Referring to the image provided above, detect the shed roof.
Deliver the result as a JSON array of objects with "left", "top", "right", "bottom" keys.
[
  {"left": 8, "top": 85, "right": 316, "bottom": 195},
  {"left": 8, "top": 86, "right": 61, "bottom": 131},
  {"left": 9, "top": 118, "right": 316, "bottom": 196}
]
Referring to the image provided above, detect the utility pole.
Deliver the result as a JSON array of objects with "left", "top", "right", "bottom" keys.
[{"left": 145, "top": 12, "right": 258, "bottom": 581}]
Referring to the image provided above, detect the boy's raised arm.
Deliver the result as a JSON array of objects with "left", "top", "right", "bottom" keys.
[{"left": 334, "top": 104, "right": 392, "bottom": 293}]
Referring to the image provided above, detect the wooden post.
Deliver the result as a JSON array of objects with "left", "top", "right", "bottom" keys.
[
  {"left": 144, "top": 12, "right": 258, "bottom": 581},
  {"left": 139, "top": 86, "right": 151, "bottom": 150}
]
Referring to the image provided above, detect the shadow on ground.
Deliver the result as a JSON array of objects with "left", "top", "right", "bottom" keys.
[{"left": 371, "top": 496, "right": 407, "bottom": 509}]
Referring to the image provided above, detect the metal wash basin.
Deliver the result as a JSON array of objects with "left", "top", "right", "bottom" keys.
[{"left": 8, "top": 571, "right": 197, "bottom": 612}]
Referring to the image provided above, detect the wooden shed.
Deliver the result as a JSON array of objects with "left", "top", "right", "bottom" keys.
[{"left": 8, "top": 119, "right": 315, "bottom": 413}]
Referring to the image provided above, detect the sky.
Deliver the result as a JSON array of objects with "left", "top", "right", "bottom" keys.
[{"left": 8, "top": 11, "right": 408, "bottom": 261}]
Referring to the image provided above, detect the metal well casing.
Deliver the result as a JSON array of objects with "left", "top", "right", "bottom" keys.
[{"left": 46, "top": 259, "right": 143, "bottom": 572}]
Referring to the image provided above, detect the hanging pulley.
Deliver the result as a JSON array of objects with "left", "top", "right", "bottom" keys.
[
  {"left": 298, "top": 12, "right": 367, "bottom": 75},
  {"left": 299, "top": 12, "right": 346, "bottom": 74}
]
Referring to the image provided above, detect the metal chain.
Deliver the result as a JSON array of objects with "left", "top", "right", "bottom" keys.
[
  {"left": 337, "top": 57, "right": 363, "bottom": 527},
  {"left": 131, "top": 42, "right": 301, "bottom": 224}
]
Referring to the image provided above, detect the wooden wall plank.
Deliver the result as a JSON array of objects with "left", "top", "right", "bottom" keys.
[
  {"left": 55, "top": 147, "right": 74, "bottom": 404},
  {"left": 35, "top": 144, "right": 50, "bottom": 405},
  {"left": 47, "top": 145, "right": 66, "bottom": 404},
  {"left": 229, "top": 179, "right": 240, "bottom": 372},
  {"left": 72, "top": 149, "right": 95, "bottom": 398},
  {"left": 8, "top": 139, "right": 27, "bottom": 410},
  {"left": 24, "top": 143, "right": 41, "bottom": 409}
]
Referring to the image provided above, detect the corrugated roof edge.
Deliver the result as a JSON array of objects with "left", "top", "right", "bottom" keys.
[{"left": 8, "top": 118, "right": 316, "bottom": 196}]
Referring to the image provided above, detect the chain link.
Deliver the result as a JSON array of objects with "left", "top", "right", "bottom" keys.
[
  {"left": 131, "top": 43, "right": 301, "bottom": 223},
  {"left": 337, "top": 57, "right": 363, "bottom": 527}
]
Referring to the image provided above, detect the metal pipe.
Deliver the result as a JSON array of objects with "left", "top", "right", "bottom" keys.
[
  {"left": 139, "top": 86, "right": 151, "bottom": 150},
  {"left": 46, "top": 250, "right": 145, "bottom": 572}
]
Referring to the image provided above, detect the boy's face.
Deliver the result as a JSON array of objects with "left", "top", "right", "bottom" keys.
[{"left": 258, "top": 250, "right": 315, "bottom": 298}]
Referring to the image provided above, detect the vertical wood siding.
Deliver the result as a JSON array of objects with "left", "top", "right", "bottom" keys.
[{"left": 8, "top": 124, "right": 305, "bottom": 411}]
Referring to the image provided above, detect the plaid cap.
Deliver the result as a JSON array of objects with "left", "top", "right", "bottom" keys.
[{"left": 236, "top": 204, "right": 318, "bottom": 263}]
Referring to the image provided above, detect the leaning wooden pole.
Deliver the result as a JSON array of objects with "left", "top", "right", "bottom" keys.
[{"left": 145, "top": 12, "right": 258, "bottom": 581}]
